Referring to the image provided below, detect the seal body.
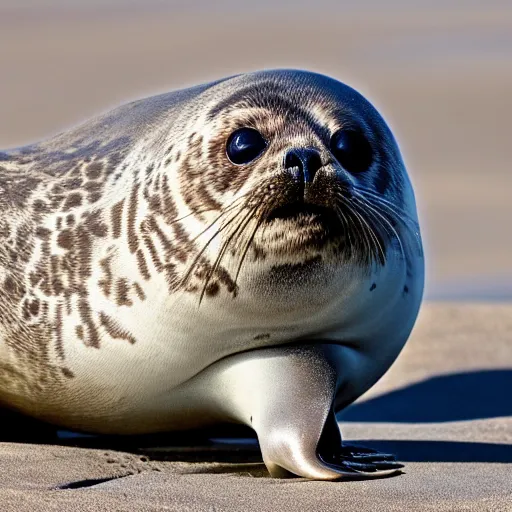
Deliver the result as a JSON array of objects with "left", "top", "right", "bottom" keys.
[{"left": 0, "top": 70, "right": 424, "bottom": 479}]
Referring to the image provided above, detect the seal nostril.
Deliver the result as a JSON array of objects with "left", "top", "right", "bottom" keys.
[
  {"left": 306, "top": 152, "right": 322, "bottom": 182},
  {"left": 285, "top": 148, "right": 323, "bottom": 184}
]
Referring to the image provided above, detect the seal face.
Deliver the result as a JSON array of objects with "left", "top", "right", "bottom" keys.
[{"left": 0, "top": 70, "right": 424, "bottom": 479}]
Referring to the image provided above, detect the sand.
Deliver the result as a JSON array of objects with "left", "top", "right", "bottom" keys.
[{"left": 0, "top": 3, "right": 510, "bottom": 511}]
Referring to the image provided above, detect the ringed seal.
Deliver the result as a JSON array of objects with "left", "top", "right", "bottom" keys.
[{"left": 0, "top": 70, "right": 424, "bottom": 479}]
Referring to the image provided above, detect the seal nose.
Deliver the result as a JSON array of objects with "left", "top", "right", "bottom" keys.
[{"left": 285, "top": 147, "right": 323, "bottom": 184}]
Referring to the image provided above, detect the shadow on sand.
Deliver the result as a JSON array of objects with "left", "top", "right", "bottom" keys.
[
  {"left": 337, "top": 369, "right": 512, "bottom": 463},
  {"left": 340, "top": 369, "right": 512, "bottom": 423},
  {"left": 348, "top": 440, "right": 512, "bottom": 463}
]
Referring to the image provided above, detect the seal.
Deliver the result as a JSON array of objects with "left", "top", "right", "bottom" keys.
[{"left": 0, "top": 70, "right": 424, "bottom": 479}]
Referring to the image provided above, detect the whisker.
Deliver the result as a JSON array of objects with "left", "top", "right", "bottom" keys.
[
  {"left": 178, "top": 194, "right": 254, "bottom": 292},
  {"left": 333, "top": 204, "right": 354, "bottom": 260},
  {"left": 168, "top": 208, "right": 212, "bottom": 226},
  {"left": 344, "top": 201, "right": 380, "bottom": 265},
  {"left": 198, "top": 203, "right": 259, "bottom": 305},
  {"left": 188, "top": 194, "right": 248, "bottom": 244},
  {"left": 359, "top": 201, "right": 398, "bottom": 258},
  {"left": 165, "top": 190, "right": 249, "bottom": 227},
  {"left": 358, "top": 201, "right": 394, "bottom": 242},
  {"left": 233, "top": 199, "right": 277, "bottom": 286},
  {"left": 352, "top": 187, "right": 422, "bottom": 253},
  {"left": 179, "top": 204, "right": 245, "bottom": 290},
  {"left": 352, "top": 196, "right": 406, "bottom": 258},
  {"left": 353, "top": 185, "right": 413, "bottom": 212},
  {"left": 347, "top": 204, "right": 372, "bottom": 261},
  {"left": 351, "top": 203, "right": 386, "bottom": 265},
  {"left": 355, "top": 194, "right": 421, "bottom": 254},
  {"left": 354, "top": 187, "right": 419, "bottom": 228}
]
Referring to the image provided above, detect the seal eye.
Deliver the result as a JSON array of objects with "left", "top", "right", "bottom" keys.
[
  {"left": 330, "top": 129, "right": 373, "bottom": 174},
  {"left": 226, "top": 128, "right": 267, "bottom": 165}
]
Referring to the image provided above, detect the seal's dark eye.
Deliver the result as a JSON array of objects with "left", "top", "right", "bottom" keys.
[
  {"left": 226, "top": 128, "right": 267, "bottom": 165},
  {"left": 330, "top": 129, "right": 373, "bottom": 174}
]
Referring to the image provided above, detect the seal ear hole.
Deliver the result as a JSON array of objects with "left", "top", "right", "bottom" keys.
[
  {"left": 330, "top": 129, "right": 373, "bottom": 174},
  {"left": 226, "top": 128, "right": 267, "bottom": 165}
]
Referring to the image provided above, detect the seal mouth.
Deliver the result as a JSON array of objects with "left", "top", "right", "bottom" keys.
[{"left": 266, "top": 202, "right": 342, "bottom": 234}]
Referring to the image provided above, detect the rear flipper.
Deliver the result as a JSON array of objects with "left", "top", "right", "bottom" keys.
[{"left": 207, "top": 343, "right": 403, "bottom": 480}]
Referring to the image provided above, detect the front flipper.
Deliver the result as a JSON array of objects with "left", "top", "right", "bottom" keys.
[
  {"left": 316, "top": 417, "right": 403, "bottom": 478},
  {"left": 208, "top": 344, "right": 403, "bottom": 480}
]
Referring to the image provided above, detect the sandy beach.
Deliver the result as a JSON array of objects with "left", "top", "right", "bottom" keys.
[{"left": 0, "top": 2, "right": 511, "bottom": 510}]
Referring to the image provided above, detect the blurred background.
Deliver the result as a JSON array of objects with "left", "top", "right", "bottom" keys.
[{"left": 0, "top": 0, "right": 510, "bottom": 300}]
